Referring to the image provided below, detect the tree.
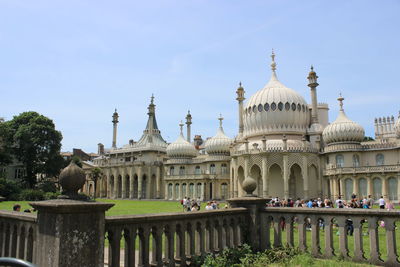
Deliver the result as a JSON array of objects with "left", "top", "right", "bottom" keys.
[
  {"left": 91, "top": 167, "right": 102, "bottom": 199},
  {"left": 0, "top": 112, "right": 63, "bottom": 188}
]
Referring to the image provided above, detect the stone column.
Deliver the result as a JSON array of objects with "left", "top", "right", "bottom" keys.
[
  {"left": 283, "top": 154, "right": 289, "bottom": 199},
  {"left": 138, "top": 166, "right": 143, "bottom": 199},
  {"left": 113, "top": 170, "right": 118, "bottom": 199},
  {"left": 146, "top": 166, "right": 152, "bottom": 198},
  {"left": 339, "top": 177, "right": 344, "bottom": 198},
  {"left": 178, "top": 183, "right": 182, "bottom": 200},
  {"left": 353, "top": 177, "right": 359, "bottom": 198},
  {"left": 31, "top": 200, "right": 114, "bottom": 267},
  {"left": 262, "top": 157, "right": 268, "bottom": 198},
  {"left": 156, "top": 166, "right": 161, "bottom": 199},
  {"left": 165, "top": 183, "right": 169, "bottom": 200},
  {"left": 228, "top": 198, "right": 266, "bottom": 251},
  {"left": 129, "top": 167, "right": 135, "bottom": 199},
  {"left": 201, "top": 182, "right": 205, "bottom": 201},
  {"left": 244, "top": 156, "right": 249, "bottom": 178},
  {"left": 302, "top": 157, "right": 309, "bottom": 199},
  {"left": 233, "top": 159, "right": 238, "bottom": 198},
  {"left": 121, "top": 168, "right": 127, "bottom": 199},
  {"left": 382, "top": 176, "right": 388, "bottom": 199},
  {"left": 367, "top": 175, "right": 372, "bottom": 197}
]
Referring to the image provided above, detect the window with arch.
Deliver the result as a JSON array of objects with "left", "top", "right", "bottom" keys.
[
  {"left": 373, "top": 177, "right": 382, "bottom": 200},
  {"left": 196, "top": 183, "right": 202, "bottom": 198},
  {"left": 358, "top": 178, "right": 367, "bottom": 198},
  {"left": 336, "top": 154, "right": 344, "bottom": 168},
  {"left": 179, "top": 166, "right": 185, "bottom": 175},
  {"left": 169, "top": 166, "right": 175, "bottom": 175},
  {"left": 210, "top": 164, "right": 216, "bottom": 175},
  {"left": 344, "top": 178, "right": 353, "bottom": 200},
  {"left": 195, "top": 166, "right": 201, "bottom": 175},
  {"left": 182, "top": 183, "right": 187, "bottom": 197},
  {"left": 376, "top": 154, "right": 384, "bottom": 166},
  {"left": 189, "top": 183, "right": 194, "bottom": 198},
  {"left": 168, "top": 183, "right": 173, "bottom": 199},
  {"left": 221, "top": 163, "right": 228, "bottom": 174},
  {"left": 221, "top": 183, "right": 228, "bottom": 200},
  {"left": 388, "top": 177, "right": 398, "bottom": 201},
  {"left": 174, "top": 183, "right": 180, "bottom": 199},
  {"left": 352, "top": 154, "right": 360, "bottom": 167}
]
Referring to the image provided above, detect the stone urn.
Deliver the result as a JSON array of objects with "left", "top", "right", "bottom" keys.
[
  {"left": 242, "top": 176, "right": 257, "bottom": 197},
  {"left": 58, "top": 161, "right": 88, "bottom": 200}
]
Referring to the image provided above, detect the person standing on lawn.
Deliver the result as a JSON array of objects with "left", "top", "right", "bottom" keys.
[{"left": 378, "top": 196, "right": 385, "bottom": 209}]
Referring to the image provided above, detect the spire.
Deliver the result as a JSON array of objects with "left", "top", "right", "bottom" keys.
[
  {"left": 179, "top": 121, "right": 184, "bottom": 137},
  {"left": 338, "top": 93, "right": 344, "bottom": 111},
  {"left": 185, "top": 110, "right": 192, "bottom": 142},
  {"left": 270, "top": 49, "right": 278, "bottom": 80},
  {"left": 218, "top": 114, "right": 224, "bottom": 128}
]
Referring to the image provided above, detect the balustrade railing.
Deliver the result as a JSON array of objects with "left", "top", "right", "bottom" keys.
[
  {"left": 324, "top": 164, "right": 400, "bottom": 176},
  {"left": 0, "top": 211, "right": 37, "bottom": 264},
  {"left": 261, "top": 207, "right": 400, "bottom": 266},
  {"left": 105, "top": 208, "right": 248, "bottom": 267}
]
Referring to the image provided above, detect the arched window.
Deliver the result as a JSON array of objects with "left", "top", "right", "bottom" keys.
[
  {"left": 376, "top": 154, "right": 384, "bottom": 166},
  {"left": 179, "top": 166, "right": 185, "bottom": 175},
  {"left": 388, "top": 177, "right": 398, "bottom": 201},
  {"left": 358, "top": 178, "right": 367, "bottom": 198},
  {"left": 195, "top": 166, "right": 201, "bottom": 175},
  {"left": 175, "top": 183, "right": 180, "bottom": 199},
  {"left": 189, "top": 183, "right": 194, "bottom": 198},
  {"left": 352, "top": 154, "right": 360, "bottom": 167},
  {"left": 221, "top": 183, "right": 228, "bottom": 200},
  {"left": 182, "top": 183, "right": 187, "bottom": 197},
  {"left": 168, "top": 183, "right": 173, "bottom": 199},
  {"left": 170, "top": 166, "right": 175, "bottom": 175},
  {"left": 344, "top": 178, "right": 353, "bottom": 200},
  {"left": 336, "top": 154, "right": 344, "bottom": 168},
  {"left": 210, "top": 164, "right": 216, "bottom": 175},
  {"left": 221, "top": 163, "right": 228, "bottom": 174},
  {"left": 373, "top": 177, "right": 382, "bottom": 200},
  {"left": 196, "top": 183, "right": 202, "bottom": 198}
]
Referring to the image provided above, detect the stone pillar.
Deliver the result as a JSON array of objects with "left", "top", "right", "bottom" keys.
[
  {"left": 233, "top": 159, "right": 238, "bottom": 198},
  {"left": 228, "top": 198, "right": 266, "bottom": 251},
  {"left": 138, "top": 166, "right": 143, "bottom": 199},
  {"left": 244, "top": 156, "right": 249, "bottom": 178},
  {"left": 201, "top": 182, "right": 205, "bottom": 201},
  {"left": 178, "top": 183, "right": 182, "bottom": 200},
  {"left": 129, "top": 168, "right": 135, "bottom": 199},
  {"left": 353, "top": 177, "right": 359, "bottom": 198},
  {"left": 283, "top": 154, "right": 289, "bottom": 199},
  {"left": 156, "top": 166, "right": 161, "bottom": 198},
  {"left": 339, "top": 177, "right": 344, "bottom": 198},
  {"left": 30, "top": 200, "right": 114, "bottom": 267},
  {"left": 121, "top": 168, "right": 127, "bottom": 199},
  {"left": 113, "top": 171, "right": 118, "bottom": 199},
  {"left": 302, "top": 157, "right": 309, "bottom": 199},
  {"left": 367, "top": 175, "right": 373, "bottom": 198},
  {"left": 382, "top": 176, "right": 388, "bottom": 199},
  {"left": 262, "top": 157, "right": 268, "bottom": 198},
  {"left": 146, "top": 166, "right": 152, "bottom": 198}
]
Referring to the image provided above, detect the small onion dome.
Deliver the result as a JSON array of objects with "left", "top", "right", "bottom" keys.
[
  {"left": 59, "top": 161, "right": 86, "bottom": 195},
  {"left": 166, "top": 122, "right": 197, "bottom": 158},
  {"left": 395, "top": 113, "right": 400, "bottom": 137},
  {"left": 205, "top": 115, "right": 232, "bottom": 155},
  {"left": 322, "top": 95, "right": 365, "bottom": 144}
]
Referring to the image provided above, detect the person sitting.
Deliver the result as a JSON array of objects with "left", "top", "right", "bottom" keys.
[{"left": 13, "top": 204, "right": 21, "bottom": 212}]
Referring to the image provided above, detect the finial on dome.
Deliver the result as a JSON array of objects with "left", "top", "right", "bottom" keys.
[
  {"left": 338, "top": 93, "right": 345, "bottom": 111},
  {"left": 218, "top": 114, "right": 224, "bottom": 128},
  {"left": 270, "top": 49, "right": 277, "bottom": 72},
  {"left": 179, "top": 121, "right": 184, "bottom": 134},
  {"left": 150, "top": 94, "right": 154, "bottom": 104}
]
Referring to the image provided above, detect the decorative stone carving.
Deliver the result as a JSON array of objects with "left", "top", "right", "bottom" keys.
[
  {"left": 59, "top": 161, "right": 89, "bottom": 200},
  {"left": 242, "top": 176, "right": 257, "bottom": 196}
]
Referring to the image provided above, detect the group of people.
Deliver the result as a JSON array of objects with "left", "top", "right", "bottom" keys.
[
  {"left": 267, "top": 194, "right": 395, "bottom": 210},
  {"left": 12, "top": 204, "right": 35, "bottom": 213},
  {"left": 180, "top": 197, "right": 224, "bottom": 211}
]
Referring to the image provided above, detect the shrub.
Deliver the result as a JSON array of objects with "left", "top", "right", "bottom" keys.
[
  {"left": 19, "top": 189, "right": 45, "bottom": 201},
  {"left": 36, "top": 180, "right": 57, "bottom": 193},
  {"left": 44, "top": 191, "right": 60, "bottom": 200},
  {"left": 0, "top": 178, "right": 21, "bottom": 200},
  {"left": 202, "top": 244, "right": 252, "bottom": 267}
]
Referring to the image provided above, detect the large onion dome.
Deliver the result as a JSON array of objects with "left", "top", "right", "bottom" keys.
[
  {"left": 166, "top": 122, "right": 197, "bottom": 158},
  {"left": 205, "top": 115, "right": 233, "bottom": 155},
  {"left": 322, "top": 95, "right": 365, "bottom": 144},
  {"left": 395, "top": 114, "right": 400, "bottom": 138},
  {"left": 243, "top": 52, "right": 309, "bottom": 138}
]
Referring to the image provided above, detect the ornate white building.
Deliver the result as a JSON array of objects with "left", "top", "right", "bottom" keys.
[{"left": 85, "top": 52, "right": 400, "bottom": 202}]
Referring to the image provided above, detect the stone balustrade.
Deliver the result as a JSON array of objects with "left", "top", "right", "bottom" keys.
[
  {"left": 324, "top": 164, "right": 400, "bottom": 176},
  {"left": 261, "top": 207, "right": 400, "bottom": 266},
  {"left": 105, "top": 208, "right": 248, "bottom": 267},
  {"left": 0, "top": 211, "right": 37, "bottom": 263}
]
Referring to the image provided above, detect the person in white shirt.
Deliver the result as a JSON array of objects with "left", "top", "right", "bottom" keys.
[
  {"left": 335, "top": 196, "right": 344, "bottom": 208},
  {"left": 378, "top": 196, "right": 385, "bottom": 209},
  {"left": 205, "top": 202, "right": 213, "bottom": 211}
]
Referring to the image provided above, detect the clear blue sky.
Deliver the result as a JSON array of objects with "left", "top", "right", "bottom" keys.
[{"left": 1, "top": 0, "right": 399, "bottom": 153}]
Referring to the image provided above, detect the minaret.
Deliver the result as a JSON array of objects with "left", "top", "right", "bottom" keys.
[
  {"left": 236, "top": 82, "right": 245, "bottom": 138},
  {"left": 112, "top": 109, "right": 119, "bottom": 148},
  {"left": 185, "top": 110, "right": 192, "bottom": 143},
  {"left": 307, "top": 65, "right": 319, "bottom": 124}
]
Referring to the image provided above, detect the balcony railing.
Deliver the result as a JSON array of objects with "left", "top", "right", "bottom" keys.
[{"left": 324, "top": 164, "right": 400, "bottom": 176}]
